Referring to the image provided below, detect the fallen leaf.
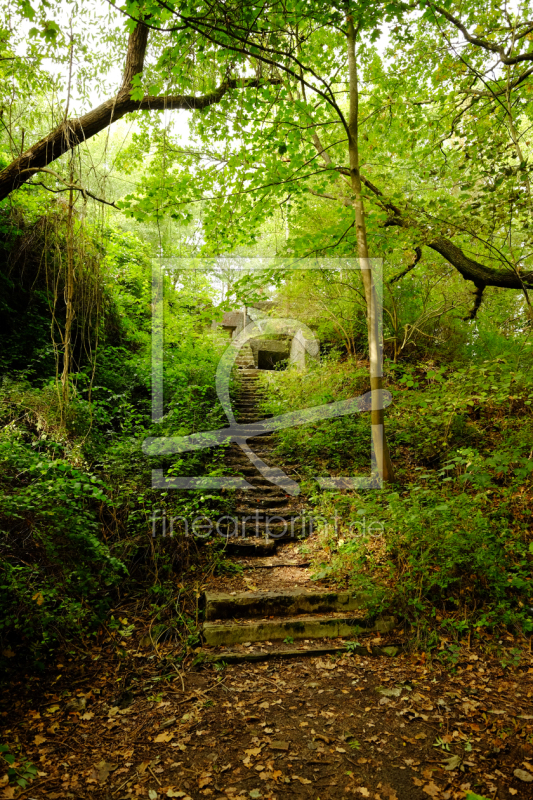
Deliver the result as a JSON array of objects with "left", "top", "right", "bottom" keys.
[
  {"left": 91, "top": 760, "right": 117, "bottom": 784},
  {"left": 292, "top": 775, "right": 312, "bottom": 785},
  {"left": 357, "top": 789, "right": 370, "bottom": 797},
  {"left": 198, "top": 772, "right": 212, "bottom": 788},
  {"left": 315, "top": 660, "right": 336, "bottom": 670},
  {"left": 245, "top": 747, "right": 262, "bottom": 757},
  {"left": 81, "top": 711, "right": 94, "bottom": 720},
  {"left": 249, "top": 791, "right": 262, "bottom": 799},
  {"left": 443, "top": 754, "right": 462, "bottom": 771},
  {"left": 259, "top": 702, "right": 269, "bottom": 709},
  {"left": 422, "top": 782, "right": 441, "bottom": 797},
  {"left": 269, "top": 741, "right": 289, "bottom": 751},
  {"left": 376, "top": 687, "right": 401, "bottom": 697},
  {"left": 148, "top": 791, "right": 158, "bottom": 800},
  {"left": 154, "top": 731, "right": 174, "bottom": 743},
  {"left": 514, "top": 768, "right": 533, "bottom": 782},
  {"left": 34, "top": 734, "right": 46, "bottom": 745}
]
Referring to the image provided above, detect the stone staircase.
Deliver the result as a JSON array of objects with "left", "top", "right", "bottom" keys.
[{"left": 199, "top": 349, "right": 396, "bottom": 662}]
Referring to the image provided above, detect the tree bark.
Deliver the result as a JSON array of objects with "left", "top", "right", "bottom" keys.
[
  {"left": 0, "top": 21, "right": 280, "bottom": 203},
  {"left": 346, "top": 18, "right": 395, "bottom": 484},
  {"left": 353, "top": 169, "right": 533, "bottom": 291}
]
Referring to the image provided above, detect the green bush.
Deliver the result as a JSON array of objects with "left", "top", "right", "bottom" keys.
[
  {"left": 0, "top": 429, "right": 126, "bottom": 659},
  {"left": 351, "top": 487, "right": 533, "bottom": 634}
]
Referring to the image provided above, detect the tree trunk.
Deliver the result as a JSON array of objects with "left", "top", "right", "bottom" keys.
[{"left": 346, "top": 18, "right": 395, "bottom": 483}]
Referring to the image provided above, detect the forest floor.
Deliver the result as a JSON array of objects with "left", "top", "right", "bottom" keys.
[{"left": 2, "top": 599, "right": 533, "bottom": 800}]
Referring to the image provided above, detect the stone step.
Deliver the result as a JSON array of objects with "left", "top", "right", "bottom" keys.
[
  {"left": 202, "top": 614, "right": 396, "bottom": 646},
  {"left": 222, "top": 538, "right": 278, "bottom": 556},
  {"left": 234, "top": 506, "right": 300, "bottom": 517},
  {"left": 205, "top": 588, "right": 367, "bottom": 621},
  {"left": 217, "top": 521, "right": 301, "bottom": 536},
  {"left": 201, "top": 642, "right": 401, "bottom": 664},
  {"left": 236, "top": 497, "right": 292, "bottom": 508},
  {"left": 225, "top": 463, "right": 259, "bottom": 473},
  {"left": 238, "top": 488, "right": 289, "bottom": 497}
]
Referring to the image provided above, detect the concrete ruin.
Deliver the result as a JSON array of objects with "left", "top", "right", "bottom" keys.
[
  {"left": 290, "top": 328, "right": 320, "bottom": 370},
  {"left": 249, "top": 338, "right": 290, "bottom": 370},
  {"left": 212, "top": 303, "right": 320, "bottom": 371}
]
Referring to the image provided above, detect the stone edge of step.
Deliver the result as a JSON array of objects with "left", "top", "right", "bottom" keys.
[{"left": 198, "top": 642, "right": 403, "bottom": 664}]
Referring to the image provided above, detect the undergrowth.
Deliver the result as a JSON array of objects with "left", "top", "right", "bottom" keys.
[{"left": 260, "top": 352, "right": 533, "bottom": 642}]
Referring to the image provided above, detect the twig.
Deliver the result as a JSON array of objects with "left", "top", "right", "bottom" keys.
[
  {"left": 148, "top": 765, "right": 161, "bottom": 786},
  {"left": 171, "top": 662, "right": 185, "bottom": 692},
  {"left": 17, "top": 776, "right": 58, "bottom": 797},
  {"left": 112, "top": 776, "right": 133, "bottom": 795}
]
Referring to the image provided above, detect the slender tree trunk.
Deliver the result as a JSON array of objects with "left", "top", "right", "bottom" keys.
[
  {"left": 61, "top": 156, "right": 76, "bottom": 422},
  {"left": 346, "top": 18, "right": 395, "bottom": 483}
]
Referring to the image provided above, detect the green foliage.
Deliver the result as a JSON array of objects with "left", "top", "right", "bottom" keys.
[
  {"left": 0, "top": 208, "right": 236, "bottom": 664},
  {"left": 0, "top": 424, "right": 126, "bottom": 655},
  {"left": 262, "top": 352, "right": 533, "bottom": 638},
  {"left": 0, "top": 743, "right": 38, "bottom": 788},
  {"left": 353, "top": 486, "right": 532, "bottom": 633}
]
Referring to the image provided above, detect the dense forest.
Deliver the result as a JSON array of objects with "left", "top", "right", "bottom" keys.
[{"left": 1, "top": 1, "right": 533, "bottom": 799}]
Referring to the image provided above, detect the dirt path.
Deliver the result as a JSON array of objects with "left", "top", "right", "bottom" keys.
[
  {"left": 3, "top": 366, "right": 533, "bottom": 800},
  {"left": 2, "top": 638, "right": 533, "bottom": 800}
]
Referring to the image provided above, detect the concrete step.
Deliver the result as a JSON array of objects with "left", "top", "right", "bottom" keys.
[
  {"left": 218, "top": 521, "right": 302, "bottom": 537},
  {"left": 222, "top": 538, "right": 278, "bottom": 556},
  {"left": 225, "top": 462, "right": 259, "bottom": 473},
  {"left": 202, "top": 614, "right": 396, "bottom": 646},
  {"left": 236, "top": 497, "right": 293, "bottom": 508},
  {"left": 235, "top": 505, "right": 300, "bottom": 516},
  {"left": 205, "top": 588, "right": 367, "bottom": 621},
  {"left": 201, "top": 641, "right": 401, "bottom": 664},
  {"left": 238, "top": 488, "right": 289, "bottom": 497}
]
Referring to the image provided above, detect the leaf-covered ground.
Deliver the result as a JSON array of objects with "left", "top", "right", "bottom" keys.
[{"left": 2, "top": 624, "right": 533, "bottom": 800}]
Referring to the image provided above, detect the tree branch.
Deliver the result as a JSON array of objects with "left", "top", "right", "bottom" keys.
[
  {"left": 389, "top": 246, "right": 422, "bottom": 284},
  {"left": 0, "top": 21, "right": 281, "bottom": 203},
  {"left": 334, "top": 162, "right": 533, "bottom": 290},
  {"left": 429, "top": 2, "right": 533, "bottom": 65}
]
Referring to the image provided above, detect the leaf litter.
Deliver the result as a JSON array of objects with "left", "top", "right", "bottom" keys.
[{"left": 1, "top": 624, "right": 533, "bottom": 799}]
